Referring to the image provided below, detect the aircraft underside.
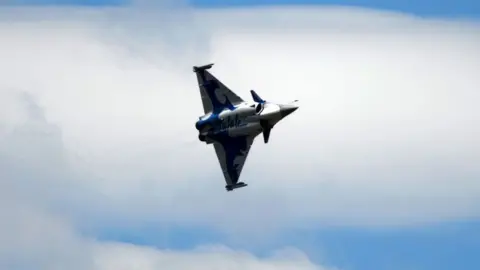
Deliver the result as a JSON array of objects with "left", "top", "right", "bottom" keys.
[
  {"left": 198, "top": 121, "right": 263, "bottom": 144},
  {"left": 192, "top": 63, "right": 298, "bottom": 192}
]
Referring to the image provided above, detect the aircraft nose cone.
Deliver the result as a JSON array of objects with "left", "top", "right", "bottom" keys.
[{"left": 280, "top": 104, "right": 299, "bottom": 118}]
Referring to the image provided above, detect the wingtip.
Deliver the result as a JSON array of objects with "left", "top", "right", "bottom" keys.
[{"left": 193, "top": 63, "right": 215, "bottom": 72}]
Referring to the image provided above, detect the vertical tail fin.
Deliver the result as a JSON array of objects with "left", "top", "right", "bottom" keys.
[{"left": 250, "top": 90, "right": 266, "bottom": 104}]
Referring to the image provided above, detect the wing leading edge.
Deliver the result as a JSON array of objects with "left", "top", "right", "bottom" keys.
[
  {"left": 193, "top": 63, "right": 244, "bottom": 114},
  {"left": 212, "top": 134, "right": 258, "bottom": 189}
]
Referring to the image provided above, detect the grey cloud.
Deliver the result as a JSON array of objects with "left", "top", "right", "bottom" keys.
[
  {"left": 0, "top": 92, "right": 329, "bottom": 270},
  {"left": 0, "top": 93, "right": 95, "bottom": 270},
  {"left": 0, "top": 4, "right": 479, "bottom": 241},
  {"left": 1, "top": 3, "right": 479, "bottom": 269}
]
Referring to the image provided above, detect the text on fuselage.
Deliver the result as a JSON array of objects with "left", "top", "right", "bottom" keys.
[{"left": 219, "top": 115, "right": 246, "bottom": 130}]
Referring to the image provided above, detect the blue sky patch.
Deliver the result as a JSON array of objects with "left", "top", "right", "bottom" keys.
[
  {"left": 193, "top": 0, "right": 480, "bottom": 18},
  {"left": 94, "top": 220, "right": 480, "bottom": 270},
  {"left": 2, "top": 0, "right": 480, "bottom": 18}
]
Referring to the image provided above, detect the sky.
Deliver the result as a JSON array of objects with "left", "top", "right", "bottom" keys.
[
  {"left": 2, "top": 0, "right": 480, "bottom": 17},
  {"left": 0, "top": 1, "right": 479, "bottom": 270}
]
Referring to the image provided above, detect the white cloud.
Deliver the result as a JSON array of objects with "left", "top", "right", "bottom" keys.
[
  {"left": 94, "top": 242, "right": 328, "bottom": 270},
  {"left": 0, "top": 182, "right": 327, "bottom": 270},
  {"left": 0, "top": 4, "right": 480, "bottom": 267}
]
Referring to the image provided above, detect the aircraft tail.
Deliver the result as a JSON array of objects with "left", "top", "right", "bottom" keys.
[{"left": 250, "top": 90, "right": 265, "bottom": 104}]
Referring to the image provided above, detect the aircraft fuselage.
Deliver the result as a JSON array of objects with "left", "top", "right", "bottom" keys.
[
  {"left": 195, "top": 100, "right": 298, "bottom": 145},
  {"left": 196, "top": 102, "right": 261, "bottom": 144}
]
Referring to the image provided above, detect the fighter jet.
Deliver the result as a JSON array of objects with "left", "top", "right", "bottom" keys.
[{"left": 193, "top": 63, "right": 299, "bottom": 192}]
